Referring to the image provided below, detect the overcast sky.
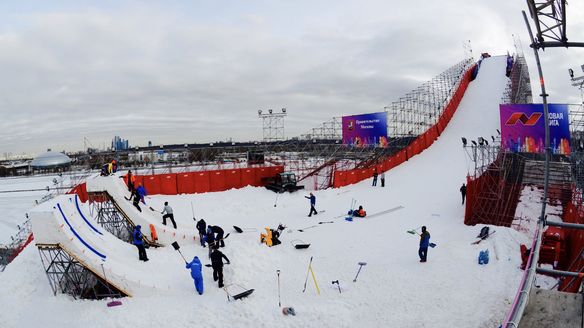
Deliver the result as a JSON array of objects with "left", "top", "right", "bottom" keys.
[{"left": 0, "top": 1, "right": 583, "bottom": 156}]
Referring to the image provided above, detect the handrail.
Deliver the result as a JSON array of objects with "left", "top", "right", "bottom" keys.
[{"left": 501, "top": 212, "right": 544, "bottom": 327}]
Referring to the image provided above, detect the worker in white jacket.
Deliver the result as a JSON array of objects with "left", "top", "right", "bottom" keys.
[{"left": 161, "top": 201, "right": 177, "bottom": 229}]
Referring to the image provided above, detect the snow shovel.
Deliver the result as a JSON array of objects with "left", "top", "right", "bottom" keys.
[
  {"left": 407, "top": 226, "right": 422, "bottom": 235},
  {"left": 298, "top": 225, "right": 318, "bottom": 232},
  {"left": 353, "top": 262, "right": 367, "bottom": 282},
  {"left": 290, "top": 239, "right": 311, "bottom": 249},
  {"left": 100, "top": 264, "right": 122, "bottom": 307},
  {"left": 223, "top": 283, "right": 254, "bottom": 301},
  {"left": 332, "top": 280, "right": 342, "bottom": 293},
  {"left": 233, "top": 225, "right": 257, "bottom": 233},
  {"left": 171, "top": 241, "right": 188, "bottom": 264}
]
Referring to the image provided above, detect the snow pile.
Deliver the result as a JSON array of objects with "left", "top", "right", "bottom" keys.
[{"left": 0, "top": 56, "right": 534, "bottom": 328}]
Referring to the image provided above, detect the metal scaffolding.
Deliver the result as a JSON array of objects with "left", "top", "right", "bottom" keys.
[
  {"left": 37, "top": 245, "right": 125, "bottom": 299},
  {"left": 258, "top": 108, "right": 287, "bottom": 142},
  {"left": 87, "top": 192, "right": 133, "bottom": 243},
  {"left": 300, "top": 117, "right": 342, "bottom": 141},
  {"left": 502, "top": 38, "right": 533, "bottom": 105},
  {"left": 466, "top": 43, "right": 536, "bottom": 227},
  {"left": 387, "top": 58, "right": 474, "bottom": 138}
]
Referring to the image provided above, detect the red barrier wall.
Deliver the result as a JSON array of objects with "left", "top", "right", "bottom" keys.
[
  {"left": 158, "top": 174, "right": 178, "bottom": 195},
  {"left": 177, "top": 173, "right": 196, "bottom": 194},
  {"left": 193, "top": 171, "right": 211, "bottom": 193},
  {"left": 209, "top": 170, "right": 227, "bottom": 192},
  {"left": 75, "top": 165, "right": 286, "bottom": 199},
  {"left": 558, "top": 192, "right": 584, "bottom": 292},
  {"left": 241, "top": 168, "right": 256, "bottom": 186},
  {"left": 225, "top": 169, "right": 242, "bottom": 190}
]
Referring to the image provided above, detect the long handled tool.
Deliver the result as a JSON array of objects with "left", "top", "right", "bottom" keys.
[
  {"left": 353, "top": 262, "right": 367, "bottom": 282},
  {"left": 332, "top": 280, "right": 341, "bottom": 293},
  {"left": 274, "top": 193, "right": 279, "bottom": 207},
  {"left": 407, "top": 226, "right": 422, "bottom": 235},
  {"left": 298, "top": 225, "right": 318, "bottom": 232},
  {"left": 277, "top": 270, "right": 281, "bottom": 307},
  {"left": 171, "top": 241, "right": 188, "bottom": 264},
  {"left": 302, "top": 256, "right": 320, "bottom": 294},
  {"left": 191, "top": 201, "right": 195, "bottom": 221},
  {"left": 100, "top": 264, "right": 122, "bottom": 307},
  {"left": 302, "top": 257, "right": 313, "bottom": 293}
]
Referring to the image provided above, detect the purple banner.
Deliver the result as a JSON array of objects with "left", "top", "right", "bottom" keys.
[
  {"left": 342, "top": 112, "right": 388, "bottom": 147},
  {"left": 500, "top": 104, "right": 571, "bottom": 155}
]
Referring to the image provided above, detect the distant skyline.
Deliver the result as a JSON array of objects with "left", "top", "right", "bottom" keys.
[{"left": 0, "top": 0, "right": 583, "bottom": 156}]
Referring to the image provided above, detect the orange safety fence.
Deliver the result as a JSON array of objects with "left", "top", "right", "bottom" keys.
[{"left": 68, "top": 165, "right": 285, "bottom": 200}]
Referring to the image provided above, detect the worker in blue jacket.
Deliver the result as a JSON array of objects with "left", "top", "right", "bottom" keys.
[
  {"left": 186, "top": 256, "right": 204, "bottom": 295},
  {"left": 418, "top": 226, "right": 430, "bottom": 263},
  {"left": 136, "top": 184, "right": 147, "bottom": 204},
  {"left": 133, "top": 225, "right": 148, "bottom": 261},
  {"left": 305, "top": 193, "right": 317, "bottom": 217}
]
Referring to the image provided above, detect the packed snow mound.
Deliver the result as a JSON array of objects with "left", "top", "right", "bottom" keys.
[
  {"left": 30, "top": 194, "right": 197, "bottom": 297},
  {"left": 0, "top": 56, "right": 530, "bottom": 328}
]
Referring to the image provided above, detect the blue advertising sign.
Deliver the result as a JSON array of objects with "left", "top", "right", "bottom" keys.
[
  {"left": 500, "top": 103, "right": 571, "bottom": 154},
  {"left": 342, "top": 112, "right": 388, "bottom": 147}
]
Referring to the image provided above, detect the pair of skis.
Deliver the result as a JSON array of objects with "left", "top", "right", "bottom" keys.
[{"left": 471, "top": 231, "right": 496, "bottom": 245}]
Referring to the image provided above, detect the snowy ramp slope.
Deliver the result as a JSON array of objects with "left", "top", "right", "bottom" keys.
[
  {"left": 30, "top": 194, "right": 197, "bottom": 298},
  {"left": 86, "top": 175, "right": 198, "bottom": 245}
]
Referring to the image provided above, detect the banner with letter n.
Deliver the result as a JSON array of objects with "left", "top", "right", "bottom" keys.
[{"left": 500, "top": 104, "right": 570, "bottom": 155}]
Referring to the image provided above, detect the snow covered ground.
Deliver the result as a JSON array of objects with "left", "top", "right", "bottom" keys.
[
  {"left": 0, "top": 174, "right": 72, "bottom": 244},
  {"left": 0, "top": 56, "right": 541, "bottom": 327}
]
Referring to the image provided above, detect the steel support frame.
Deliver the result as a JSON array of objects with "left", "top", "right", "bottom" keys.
[
  {"left": 37, "top": 245, "right": 123, "bottom": 299},
  {"left": 88, "top": 192, "right": 132, "bottom": 243}
]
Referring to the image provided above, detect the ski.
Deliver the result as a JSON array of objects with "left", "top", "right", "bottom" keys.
[
  {"left": 471, "top": 231, "right": 495, "bottom": 245},
  {"left": 366, "top": 206, "right": 404, "bottom": 219}
]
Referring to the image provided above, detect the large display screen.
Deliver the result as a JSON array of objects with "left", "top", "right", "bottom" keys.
[
  {"left": 500, "top": 104, "right": 570, "bottom": 155},
  {"left": 342, "top": 112, "right": 388, "bottom": 147}
]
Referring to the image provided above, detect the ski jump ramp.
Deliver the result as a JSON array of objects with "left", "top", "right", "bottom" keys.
[
  {"left": 30, "top": 194, "right": 194, "bottom": 297},
  {"left": 85, "top": 175, "right": 198, "bottom": 246}
]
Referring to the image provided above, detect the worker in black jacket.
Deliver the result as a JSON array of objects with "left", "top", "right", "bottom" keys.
[
  {"left": 210, "top": 246, "right": 230, "bottom": 288},
  {"left": 208, "top": 225, "right": 225, "bottom": 247},
  {"left": 196, "top": 219, "right": 207, "bottom": 247},
  {"left": 460, "top": 183, "right": 467, "bottom": 205}
]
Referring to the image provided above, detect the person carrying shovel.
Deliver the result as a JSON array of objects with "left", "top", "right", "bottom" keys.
[
  {"left": 210, "top": 245, "right": 230, "bottom": 288},
  {"left": 185, "top": 256, "right": 204, "bottom": 295},
  {"left": 418, "top": 226, "right": 431, "bottom": 263}
]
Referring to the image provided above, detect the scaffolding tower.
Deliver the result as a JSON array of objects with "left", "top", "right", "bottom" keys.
[
  {"left": 300, "top": 117, "right": 342, "bottom": 141},
  {"left": 502, "top": 39, "right": 533, "bottom": 104},
  {"left": 87, "top": 192, "right": 133, "bottom": 243},
  {"left": 37, "top": 245, "right": 125, "bottom": 299},
  {"left": 466, "top": 49, "right": 535, "bottom": 227},
  {"left": 258, "top": 109, "right": 287, "bottom": 142}
]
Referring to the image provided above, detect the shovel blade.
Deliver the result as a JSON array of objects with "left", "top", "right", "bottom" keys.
[
  {"left": 171, "top": 241, "right": 180, "bottom": 250},
  {"left": 107, "top": 300, "right": 122, "bottom": 307}
]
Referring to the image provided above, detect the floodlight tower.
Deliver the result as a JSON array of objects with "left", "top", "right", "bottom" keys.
[
  {"left": 258, "top": 108, "right": 287, "bottom": 142},
  {"left": 568, "top": 65, "right": 584, "bottom": 101}
]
